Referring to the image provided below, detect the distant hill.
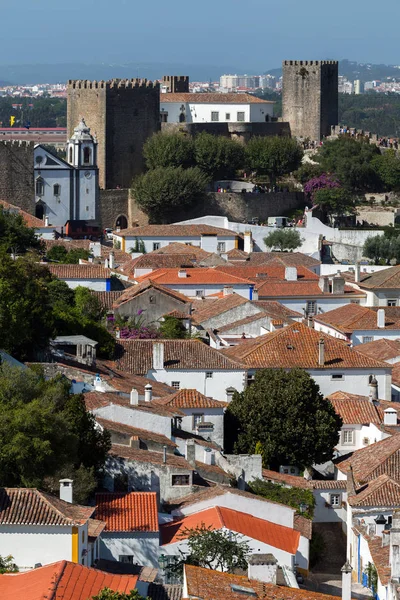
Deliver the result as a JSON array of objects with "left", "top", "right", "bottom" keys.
[{"left": 266, "top": 59, "right": 400, "bottom": 83}]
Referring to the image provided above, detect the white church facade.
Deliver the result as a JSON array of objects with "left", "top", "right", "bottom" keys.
[{"left": 34, "top": 119, "right": 99, "bottom": 226}]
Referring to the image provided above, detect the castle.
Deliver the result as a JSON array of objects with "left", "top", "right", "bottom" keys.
[{"left": 282, "top": 60, "right": 339, "bottom": 140}]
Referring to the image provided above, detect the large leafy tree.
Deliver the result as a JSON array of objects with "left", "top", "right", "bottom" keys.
[
  {"left": 133, "top": 166, "right": 209, "bottom": 223},
  {"left": 193, "top": 132, "right": 245, "bottom": 179},
  {"left": 245, "top": 136, "right": 303, "bottom": 185},
  {"left": 263, "top": 229, "right": 302, "bottom": 251},
  {"left": 226, "top": 369, "right": 342, "bottom": 469},
  {"left": 0, "top": 207, "right": 43, "bottom": 254},
  {"left": 313, "top": 187, "right": 356, "bottom": 221},
  {"left": 143, "top": 131, "right": 195, "bottom": 170},
  {"left": 372, "top": 150, "right": 400, "bottom": 192}
]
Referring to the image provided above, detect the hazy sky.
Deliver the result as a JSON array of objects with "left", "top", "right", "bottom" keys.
[{"left": 1, "top": 0, "right": 399, "bottom": 70}]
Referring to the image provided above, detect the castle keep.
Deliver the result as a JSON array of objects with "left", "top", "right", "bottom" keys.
[
  {"left": 282, "top": 60, "right": 338, "bottom": 140},
  {"left": 67, "top": 79, "right": 160, "bottom": 190}
]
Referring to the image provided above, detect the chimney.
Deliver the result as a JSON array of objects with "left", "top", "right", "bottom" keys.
[
  {"left": 318, "top": 338, "right": 325, "bottom": 366},
  {"left": 59, "top": 479, "right": 73, "bottom": 504},
  {"left": 178, "top": 269, "right": 187, "bottom": 278},
  {"left": 152, "top": 343, "right": 165, "bottom": 371},
  {"left": 369, "top": 375, "right": 378, "bottom": 401},
  {"left": 185, "top": 439, "right": 196, "bottom": 466},
  {"left": 244, "top": 231, "right": 253, "bottom": 254},
  {"left": 341, "top": 561, "right": 352, "bottom": 600},
  {"left": 109, "top": 252, "right": 115, "bottom": 269},
  {"left": 130, "top": 388, "right": 139, "bottom": 405},
  {"left": 93, "top": 374, "right": 104, "bottom": 392},
  {"left": 247, "top": 554, "right": 278, "bottom": 584},
  {"left": 115, "top": 328, "right": 121, "bottom": 339},
  {"left": 223, "top": 286, "right": 233, "bottom": 296},
  {"left": 104, "top": 258, "right": 109, "bottom": 269},
  {"left": 285, "top": 266, "right": 297, "bottom": 281},
  {"left": 355, "top": 262, "right": 361, "bottom": 284},
  {"left": 331, "top": 272, "right": 345, "bottom": 295},
  {"left": 163, "top": 445, "right": 167, "bottom": 464},
  {"left": 384, "top": 407, "right": 397, "bottom": 426},
  {"left": 144, "top": 383, "right": 153, "bottom": 402},
  {"left": 390, "top": 512, "right": 400, "bottom": 579},
  {"left": 374, "top": 514, "right": 387, "bottom": 537},
  {"left": 377, "top": 308, "right": 385, "bottom": 329},
  {"left": 44, "top": 215, "right": 49, "bottom": 227},
  {"left": 319, "top": 276, "right": 330, "bottom": 293},
  {"left": 204, "top": 448, "right": 214, "bottom": 465}
]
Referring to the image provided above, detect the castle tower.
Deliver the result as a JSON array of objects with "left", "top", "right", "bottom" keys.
[
  {"left": 282, "top": 60, "right": 338, "bottom": 140},
  {"left": 162, "top": 75, "right": 189, "bottom": 94},
  {"left": 67, "top": 79, "right": 160, "bottom": 189}
]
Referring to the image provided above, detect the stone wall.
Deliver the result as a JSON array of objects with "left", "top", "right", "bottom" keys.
[
  {"left": 0, "top": 141, "right": 34, "bottom": 214},
  {"left": 161, "top": 121, "right": 291, "bottom": 142}
]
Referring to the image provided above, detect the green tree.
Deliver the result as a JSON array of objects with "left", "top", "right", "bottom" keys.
[
  {"left": 143, "top": 131, "right": 194, "bottom": 170},
  {"left": 372, "top": 150, "right": 400, "bottom": 191},
  {"left": 133, "top": 166, "right": 209, "bottom": 223},
  {"left": 0, "top": 555, "right": 18, "bottom": 573},
  {"left": 46, "top": 246, "right": 91, "bottom": 264},
  {"left": 159, "top": 316, "right": 187, "bottom": 339},
  {"left": 263, "top": 229, "right": 302, "bottom": 251},
  {"left": 245, "top": 136, "right": 303, "bottom": 185},
  {"left": 193, "top": 132, "right": 245, "bottom": 179},
  {"left": 74, "top": 286, "right": 105, "bottom": 322},
  {"left": 293, "top": 162, "right": 323, "bottom": 184},
  {"left": 363, "top": 233, "right": 400, "bottom": 264},
  {"left": 92, "top": 589, "right": 147, "bottom": 600},
  {"left": 313, "top": 187, "right": 356, "bottom": 221},
  {"left": 225, "top": 369, "right": 342, "bottom": 469},
  {"left": 0, "top": 207, "right": 43, "bottom": 254}
]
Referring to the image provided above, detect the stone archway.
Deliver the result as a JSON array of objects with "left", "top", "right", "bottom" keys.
[{"left": 115, "top": 214, "right": 128, "bottom": 229}]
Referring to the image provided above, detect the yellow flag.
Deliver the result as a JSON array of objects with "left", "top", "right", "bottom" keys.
[{"left": 10, "top": 116, "right": 15, "bottom": 126}]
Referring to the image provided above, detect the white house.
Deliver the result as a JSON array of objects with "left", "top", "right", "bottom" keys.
[
  {"left": 34, "top": 118, "right": 99, "bottom": 226},
  {"left": 113, "top": 224, "right": 239, "bottom": 255},
  {"left": 46, "top": 263, "right": 112, "bottom": 291},
  {"left": 222, "top": 322, "right": 393, "bottom": 400},
  {"left": 159, "top": 92, "right": 274, "bottom": 124},
  {"left": 96, "top": 491, "right": 160, "bottom": 567},
  {"left": 348, "top": 264, "right": 400, "bottom": 307}
]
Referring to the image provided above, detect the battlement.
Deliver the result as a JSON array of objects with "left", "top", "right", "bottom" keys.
[
  {"left": 283, "top": 60, "right": 338, "bottom": 66},
  {"left": 68, "top": 79, "right": 159, "bottom": 90},
  {"left": 0, "top": 140, "right": 33, "bottom": 149}
]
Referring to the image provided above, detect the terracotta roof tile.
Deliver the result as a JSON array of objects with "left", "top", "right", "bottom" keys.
[
  {"left": 114, "top": 339, "right": 245, "bottom": 374},
  {"left": 161, "top": 506, "right": 300, "bottom": 553},
  {"left": 91, "top": 291, "right": 125, "bottom": 310},
  {"left": 356, "top": 338, "right": 400, "bottom": 362},
  {"left": 252, "top": 301, "right": 303, "bottom": 320},
  {"left": 226, "top": 249, "right": 250, "bottom": 260},
  {"left": 152, "top": 242, "right": 210, "bottom": 258},
  {"left": 88, "top": 518, "right": 107, "bottom": 539},
  {"left": 262, "top": 469, "right": 312, "bottom": 489},
  {"left": 109, "top": 444, "right": 192, "bottom": 470},
  {"left": 135, "top": 267, "right": 254, "bottom": 287},
  {"left": 294, "top": 514, "right": 312, "bottom": 540},
  {"left": 154, "top": 389, "right": 227, "bottom": 409},
  {"left": 221, "top": 322, "right": 389, "bottom": 370},
  {"left": 248, "top": 252, "right": 321, "bottom": 268},
  {"left": 113, "top": 279, "right": 190, "bottom": 307},
  {"left": 115, "top": 224, "right": 238, "bottom": 238},
  {"left": 310, "top": 480, "right": 348, "bottom": 489},
  {"left": 358, "top": 265, "right": 400, "bottom": 289},
  {"left": 327, "top": 392, "right": 383, "bottom": 425},
  {"left": 256, "top": 280, "right": 363, "bottom": 298},
  {"left": 0, "top": 200, "right": 45, "bottom": 228},
  {"left": 46, "top": 263, "right": 111, "bottom": 279},
  {"left": 95, "top": 491, "right": 159, "bottom": 532},
  {"left": 148, "top": 583, "right": 183, "bottom": 600},
  {"left": 0, "top": 488, "right": 94, "bottom": 527},
  {"left": 95, "top": 417, "right": 177, "bottom": 447},
  {"left": 349, "top": 474, "right": 400, "bottom": 507},
  {"left": 215, "top": 264, "right": 319, "bottom": 283},
  {"left": 314, "top": 304, "right": 400, "bottom": 334},
  {"left": 0, "top": 560, "right": 139, "bottom": 600},
  {"left": 191, "top": 293, "right": 249, "bottom": 324},
  {"left": 130, "top": 254, "right": 199, "bottom": 269},
  {"left": 161, "top": 92, "right": 272, "bottom": 104},
  {"left": 85, "top": 391, "right": 184, "bottom": 417}
]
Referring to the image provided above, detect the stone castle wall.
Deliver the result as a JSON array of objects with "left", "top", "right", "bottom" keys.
[
  {"left": 67, "top": 79, "right": 160, "bottom": 190},
  {"left": 282, "top": 60, "right": 338, "bottom": 140},
  {"left": 161, "top": 121, "right": 291, "bottom": 141},
  {"left": 0, "top": 141, "right": 34, "bottom": 213}
]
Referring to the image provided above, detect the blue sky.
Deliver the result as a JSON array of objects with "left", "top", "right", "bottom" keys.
[{"left": 1, "top": 0, "right": 399, "bottom": 71}]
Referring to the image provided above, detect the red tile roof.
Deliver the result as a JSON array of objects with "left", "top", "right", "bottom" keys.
[
  {"left": 152, "top": 242, "right": 210, "bottom": 258},
  {"left": 46, "top": 264, "right": 111, "bottom": 280},
  {"left": 113, "top": 279, "right": 190, "bottom": 307},
  {"left": 314, "top": 304, "right": 400, "bottom": 334},
  {"left": 161, "top": 92, "right": 272, "bottom": 104},
  {"left": 95, "top": 417, "right": 177, "bottom": 447},
  {"left": 114, "top": 339, "right": 245, "bottom": 374},
  {"left": 129, "top": 253, "right": 199, "bottom": 269},
  {"left": 115, "top": 224, "right": 238, "bottom": 238},
  {"left": 88, "top": 518, "right": 106, "bottom": 539},
  {"left": 248, "top": 252, "right": 321, "bottom": 268},
  {"left": 358, "top": 265, "right": 400, "bottom": 289},
  {"left": 0, "top": 489, "right": 94, "bottom": 527},
  {"left": 191, "top": 293, "right": 249, "bottom": 324},
  {"left": 154, "top": 389, "right": 227, "bottom": 409},
  {"left": 0, "top": 200, "right": 46, "bottom": 228},
  {"left": 161, "top": 506, "right": 300, "bottom": 553},
  {"left": 252, "top": 301, "right": 303, "bottom": 320},
  {"left": 335, "top": 433, "right": 400, "bottom": 484},
  {"left": 356, "top": 338, "right": 400, "bottom": 362},
  {"left": 327, "top": 392, "right": 383, "bottom": 425},
  {"left": 109, "top": 444, "right": 192, "bottom": 470},
  {"left": 349, "top": 474, "right": 400, "bottom": 507},
  {"left": 0, "top": 559, "right": 138, "bottom": 600},
  {"left": 90, "top": 291, "right": 125, "bottom": 310},
  {"left": 221, "top": 322, "right": 389, "bottom": 370},
  {"left": 96, "top": 491, "right": 159, "bottom": 532},
  {"left": 215, "top": 264, "right": 319, "bottom": 283},
  {"left": 256, "top": 280, "right": 363, "bottom": 298},
  {"left": 262, "top": 469, "right": 312, "bottom": 489},
  {"left": 84, "top": 391, "right": 184, "bottom": 417},
  {"left": 135, "top": 268, "right": 253, "bottom": 286}
]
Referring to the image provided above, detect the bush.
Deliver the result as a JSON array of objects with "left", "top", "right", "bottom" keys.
[{"left": 249, "top": 479, "right": 315, "bottom": 519}]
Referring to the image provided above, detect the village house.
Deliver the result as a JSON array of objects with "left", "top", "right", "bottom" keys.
[
  {"left": 45, "top": 263, "right": 112, "bottom": 291},
  {"left": 347, "top": 264, "right": 400, "bottom": 307},
  {"left": 221, "top": 322, "right": 392, "bottom": 399},
  {"left": 356, "top": 337, "right": 400, "bottom": 365},
  {"left": 113, "top": 224, "right": 240, "bottom": 254},
  {"left": 0, "top": 200, "right": 57, "bottom": 240},
  {"left": 95, "top": 491, "right": 160, "bottom": 567},
  {"left": 248, "top": 252, "right": 321, "bottom": 275}
]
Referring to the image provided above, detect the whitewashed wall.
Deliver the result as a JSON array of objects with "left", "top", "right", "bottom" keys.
[
  {"left": 89, "top": 403, "right": 172, "bottom": 438},
  {"left": 309, "top": 368, "right": 391, "bottom": 400},
  {"left": 313, "top": 489, "right": 348, "bottom": 524},
  {"left": 146, "top": 368, "right": 246, "bottom": 401},
  {"left": 160, "top": 101, "right": 273, "bottom": 124},
  {"left": 115, "top": 234, "right": 237, "bottom": 254},
  {"left": 61, "top": 277, "right": 109, "bottom": 291},
  {"left": 161, "top": 282, "right": 253, "bottom": 299},
  {"left": 100, "top": 531, "right": 160, "bottom": 567},
  {"left": 178, "top": 408, "right": 225, "bottom": 448}
]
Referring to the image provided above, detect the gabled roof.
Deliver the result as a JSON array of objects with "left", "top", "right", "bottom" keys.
[
  {"left": 0, "top": 200, "right": 45, "bottom": 228},
  {"left": 314, "top": 304, "right": 400, "bottom": 334},
  {"left": 161, "top": 92, "right": 272, "bottom": 104},
  {"left": 358, "top": 265, "right": 400, "bottom": 289},
  {"left": 95, "top": 417, "right": 177, "bottom": 447},
  {"left": 115, "top": 224, "right": 238, "bottom": 238},
  {"left": 349, "top": 474, "right": 400, "bottom": 507},
  {"left": 256, "top": 280, "right": 363, "bottom": 299},
  {"left": 95, "top": 492, "right": 159, "bottom": 532},
  {"left": 252, "top": 301, "right": 303, "bottom": 320},
  {"left": 135, "top": 268, "right": 253, "bottom": 286},
  {"left": 88, "top": 518, "right": 107, "bottom": 540},
  {"left": 191, "top": 293, "right": 249, "bottom": 324},
  {"left": 248, "top": 252, "right": 321, "bottom": 268},
  {"left": 327, "top": 391, "right": 383, "bottom": 425},
  {"left": 154, "top": 389, "right": 227, "bottom": 409},
  {"left": 215, "top": 264, "right": 319, "bottom": 283},
  {"left": 84, "top": 391, "right": 184, "bottom": 417},
  {"left": 113, "top": 279, "right": 190, "bottom": 307},
  {"left": 130, "top": 253, "right": 199, "bottom": 269},
  {"left": 0, "top": 560, "right": 139, "bottom": 600},
  {"left": 109, "top": 444, "right": 192, "bottom": 470},
  {"left": 114, "top": 339, "right": 245, "bottom": 374},
  {"left": 221, "top": 322, "right": 389, "bottom": 370},
  {"left": 0, "top": 488, "right": 94, "bottom": 527},
  {"left": 152, "top": 242, "right": 210, "bottom": 258},
  {"left": 356, "top": 338, "right": 400, "bottom": 362},
  {"left": 46, "top": 264, "right": 111, "bottom": 279},
  {"left": 161, "top": 506, "right": 300, "bottom": 553},
  {"left": 335, "top": 433, "right": 400, "bottom": 484}
]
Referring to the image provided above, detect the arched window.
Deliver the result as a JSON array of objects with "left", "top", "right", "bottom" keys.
[
  {"left": 53, "top": 184, "right": 61, "bottom": 196},
  {"left": 35, "top": 177, "right": 44, "bottom": 196},
  {"left": 69, "top": 146, "right": 73, "bottom": 164},
  {"left": 35, "top": 203, "right": 44, "bottom": 220},
  {"left": 83, "top": 147, "right": 91, "bottom": 165}
]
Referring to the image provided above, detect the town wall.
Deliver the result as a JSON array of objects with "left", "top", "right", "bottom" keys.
[
  {"left": 161, "top": 121, "right": 291, "bottom": 142},
  {"left": 0, "top": 141, "right": 35, "bottom": 214}
]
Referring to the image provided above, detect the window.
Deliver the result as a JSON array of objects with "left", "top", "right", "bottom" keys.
[
  {"left": 83, "top": 146, "right": 91, "bottom": 165},
  {"left": 82, "top": 529, "right": 85, "bottom": 543},
  {"left": 211, "top": 111, "right": 219, "bottom": 122},
  {"left": 237, "top": 111, "right": 245, "bottom": 122},
  {"left": 193, "top": 413, "right": 204, "bottom": 429},
  {"left": 69, "top": 147, "right": 73, "bottom": 163},
  {"left": 225, "top": 113, "right": 231, "bottom": 120},
  {"left": 330, "top": 494, "right": 341, "bottom": 507},
  {"left": 342, "top": 429, "right": 354, "bottom": 445},
  {"left": 172, "top": 381, "right": 180, "bottom": 390},
  {"left": 53, "top": 184, "right": 60, "bottom": 196},
  {"left": 35, "top": 177, "right": 44, "bottom": 196},
  {"left": 119, "top": 555, "right": 134, "bottom": 564},
  {"left": 306, "top": 301, "right": 317, "bottom": 316},
  {"left": 217, "top": 242, "right": 226, "bottom": 252},
  {"left": 206, "top": 371, "right": 213, "bottom": 379},
  {"left": 388, "top": 299, "right": 397, "bottom": 307},
  {"left": 331, "top": 373, "right": 344, "bottom": 380},
  {"left": 350, "top": 299, "right": 360, "bottom": 304},
  {"left": 172, "top": 474, "right": 190, "bottom": 486},
  {"left": 149, "top": 295, "right": 156, "bottom": 304},
  {"left": 153, "top": 243, "right": 160, "bottom": 251},
  {"left": 195, "top": 290, "right": 205, "bottom": 297},
  {"left": 363, "top": 336, "right": 373, "bottom": 344}
]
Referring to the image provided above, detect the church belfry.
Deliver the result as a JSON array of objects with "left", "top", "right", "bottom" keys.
[{"left": 67, "top": 118, "right": 97, "bottom": 168}]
